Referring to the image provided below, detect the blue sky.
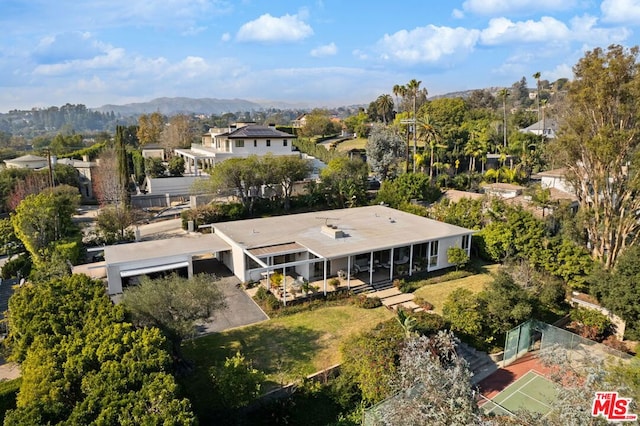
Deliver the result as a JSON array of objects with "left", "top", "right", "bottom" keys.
[{"left": 2, "top": 0, "right": 640, "bottom": 112}]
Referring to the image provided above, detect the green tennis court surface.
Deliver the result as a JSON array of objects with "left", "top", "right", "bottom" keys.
[{"left": 482, "top": 371, "right": 558, "bottom": 417}]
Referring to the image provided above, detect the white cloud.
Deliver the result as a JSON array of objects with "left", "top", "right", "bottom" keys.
[
  {"left": 452, "top": 9, "right": 465, "bottom": 19},
  {"left": 236, "top": 13, "right": 313, "bottom": 42},
  {"left": 601, "top": 0, "right": 640, "bottom": 23},
  {"left": 376, "top": 25, "right": 480, "bottom": 64},
  {"left": 480, "top": 17, "right": 570, "bottom": 45},
  {"left": 480, "top": 15, "right": 630, "bottom": 47},
  {"left": 221, "top": 32, "right": 231, "bottom": 42},
  {"left": 33, "top": 47, "right": 128, "bottom": 75},
  {"left": 310, "top": 42, "right": 337, "bottom": 57},
  {"left": 463, "top": 0, "right": 577, "bottom": 15},
  {"left": 569, "top": 14, "right": 630, "bottom": 44}
]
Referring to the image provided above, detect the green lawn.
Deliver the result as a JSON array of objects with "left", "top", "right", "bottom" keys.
[
  {"left": 180, "top": 304, "right": 393, "bottom": 418},
  {"left": 413, "top": 264, "right": 499, "bottom": 315},
  {"left": 335, "top": 137, "right": 368, "bottom": 151}
]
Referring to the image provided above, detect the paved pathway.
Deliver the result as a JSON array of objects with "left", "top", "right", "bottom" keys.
[{"left": 197, "top": 277, "right": 269, "bottom": 334}]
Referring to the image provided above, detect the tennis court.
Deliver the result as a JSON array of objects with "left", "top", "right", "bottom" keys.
[{"left": 481, "top": 370, "right": 557, "bottom": 417}]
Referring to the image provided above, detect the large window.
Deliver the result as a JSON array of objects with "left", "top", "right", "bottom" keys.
[
  {"left": 461, "top": 235, "right": 470, "bottom": 250},
  {"left": 235, "top": 140, "right": 244, "bottom": 148},
  {"left": 266, "top": 139, "right": 271, "bottom": 147},
  {"left": 429, "top": 241, "right": 439, "bottom": 267},
  {"left": 283, "top": 139, "right": 288, "bottom": 146},
  {"left": 254, "top": 140, "right": 257, "bottom": 147}
]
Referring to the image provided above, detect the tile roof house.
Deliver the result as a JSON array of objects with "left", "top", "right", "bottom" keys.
[{"left": 173, "top": 122, "right": 297, "bottom": 175}]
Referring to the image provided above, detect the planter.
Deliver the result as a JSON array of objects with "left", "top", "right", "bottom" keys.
[{"left": 489, "top": 351, "right": 504, "bottom": 363}]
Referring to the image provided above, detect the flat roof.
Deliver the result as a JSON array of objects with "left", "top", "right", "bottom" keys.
[
  {"left": 213, "top": 205, "right": 474, "bottom": 259},
  {"left": 104, "top": 233, "right": 230, "bottom": 265}
]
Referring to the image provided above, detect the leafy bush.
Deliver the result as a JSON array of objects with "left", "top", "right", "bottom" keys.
[
  {"left": 413, "top": 311, "right": 446, "bottom": 336},
  {"left": 1, "top": 254, "right": 32, "bottom": 280},
  {"left": 0, "top": 378, "right": 20, "bottom": 420},
  {"left": 353, "top": 295, "right": 382, "bottom": 309},
  {"left": 181, "top": 202, "right": 246, "bottom": 230},
  {"left": 570, "top": 306, "right": 611, "bottom": 340},
  {"left": 413, "top": 296, "right": 434, "bottom": 311}
]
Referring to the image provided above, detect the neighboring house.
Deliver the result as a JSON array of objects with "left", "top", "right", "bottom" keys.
[
  {"left": 103, "top": 205, "right": 474, "bottom": 295},
  {"left": 173, "top": 122, "right": 297, "bottom": 175},
  {"left": 481, "top": 183, "right": 525, "bottom": 199},
  {"left": 142, "top": 144, "right": 165, "bottom": 161},
  {"left": 4, "top": 154, "right": 48, "bottom": 169},
  {"left": 55, "top": 156, "right": 96, "bottom": 200},
  {"left": 292, "top": 114, "right": 307, "bottom": 128},
  {"left": 519, "top": 118, "right": 558, "bottom": 139},
  {"left": 531, "top": 167, "right": 574, "bottom": 195}
]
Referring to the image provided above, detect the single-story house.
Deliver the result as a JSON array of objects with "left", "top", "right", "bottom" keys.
[
  {"left": 103, "top": 205, "right": 474, "bottom": 296},
  {"left": 4, "top": 154, "right": 48, "bottom": 169},
  {"left": 480, "top": 183, "right": 525, "bottom": 199}
]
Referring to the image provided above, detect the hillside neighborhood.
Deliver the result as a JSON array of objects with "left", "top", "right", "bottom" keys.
[{"left": 0, "top": 45, "right": 639, "bottom": 425}]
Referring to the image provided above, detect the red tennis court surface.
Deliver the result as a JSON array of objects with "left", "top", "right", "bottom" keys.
[{"left": 478, "top": 352, "right": 554, "bottom": 399}]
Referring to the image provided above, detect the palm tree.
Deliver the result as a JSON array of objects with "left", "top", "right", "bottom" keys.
[
  {"left": 533, "top": 71, "right": 542, "bottom": 138},
  {"left": 464, "top": 129, "right": 487, "bottom": 173},
  {"left": 497, "top": 88, "right": 509, "bottom": 148},
  {"left": 417, "top": 113, "right": 445, "bottom": 182},
  {"left": 407, "top": 79, "right": 423, "bottom": 173},
  {"left": 392, "top": 84, "right": 407, "bottom": 113},
  {"left": 376, "top": 94, "right": 394, "bottom": 125}
]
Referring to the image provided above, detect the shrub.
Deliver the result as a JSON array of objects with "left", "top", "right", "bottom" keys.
[
  {"left": 413, "top": 311, "right": 446, "bottom": 336},
  {"left": 413, "top": 296, "right": 434, "bottom": 311},
  {"left": 570, "top": 306, "right": 611, "bottom": 340},
  {"left": 1, "top": 254, "right": 32, "bottom": 280},
  {"left": 329, "top": 278, "right": 340, "bottom": 290},
  {"left": 353, "top": 295, "right": 382, "bottom": 309}
]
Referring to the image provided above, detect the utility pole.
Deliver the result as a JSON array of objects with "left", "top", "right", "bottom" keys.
[{"left": 45, "top": 148, "right": 54, "bottom": 188}]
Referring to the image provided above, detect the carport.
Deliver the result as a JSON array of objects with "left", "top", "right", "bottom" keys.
[{"left": 104, "top": 233, "right": 231, "bottom": 295}]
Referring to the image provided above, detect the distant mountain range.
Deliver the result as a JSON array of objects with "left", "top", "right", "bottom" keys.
[{"left": 92, "top": 97, "right": 311, "bottom": 116}]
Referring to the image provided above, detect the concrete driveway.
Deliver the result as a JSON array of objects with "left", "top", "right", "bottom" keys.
[{"left": 197, "top": 277, "right": 269, "bottom": 334}]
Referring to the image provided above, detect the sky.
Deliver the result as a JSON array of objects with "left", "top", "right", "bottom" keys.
[{"left": 2, "top": 0, "right": 640, "bottom": 112}]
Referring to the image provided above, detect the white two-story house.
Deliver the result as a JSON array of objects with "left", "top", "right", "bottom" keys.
[{"left": 174, "top": 122, "right": 296, "bottom": 175}]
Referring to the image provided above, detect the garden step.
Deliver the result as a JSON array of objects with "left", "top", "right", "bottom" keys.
[
  {"left": 368, "top": 288, "right": 401, "bottom": 299},
  {"left": 380, "top": 293, "right": 415, "bottom": 307},
  {"left": 400, "top": 301, "right": 420, "bottom": 311}
]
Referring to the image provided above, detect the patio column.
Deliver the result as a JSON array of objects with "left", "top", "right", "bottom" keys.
[
  {"left": 369, "top": 251, "right": 374, "bottom": 285},
  {"left": 390, "top": 247, "right": 395, "bottom": 278},
  {"left": 187, "top": 255, "right": 193, "bottom": 279},
  {"left": 282, "top": 266, "right": 287, "bottom": 306},
  {"left": 409, "top": 245, "right": 414, "bottom": 276},
  {"left": 347, "top": 256, "right": 351, "bottom": 290},
  {"left": 323, "top": 259, "right": 327, "bottom": 295}
]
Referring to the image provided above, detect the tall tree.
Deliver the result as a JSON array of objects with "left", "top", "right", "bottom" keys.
[
  {"left": 555, "top": 45, "right": 640, "bottom": 269},
  {"left": 497, "top": 88, "right": 509, "bottom": 148},
  {"left": 136, "top": 112, "right": 165, "bottom": 146},
  {"left": 407, "top": 79, "right": 424, "bottom": 173},
  {"left": 320, "top": 157, "right": 368, "bottom": 208},
  {"left": 11, "top": 186, "right": 80, "bottom": 265},
  {"left": 374, "top": 332, "right": 485, "bottom": 425},
  {"left": 416, "top": 112, "right": 444, "bottom": 182},
  {"left": 375, "top": 94, "right": 394, "bottom": 125},
  {"left": 4, "top": 274, "right": 195, "bottom": 424},
  {"left": 366, "top": 123, "right": 406, "bottom": 180},
  {"left": 121, "top": 273, "right": 227, "bottom": 358},
  {"left": 533, "top": 71, "right": 542, "bottom": 125},
  {"left": 115, "top": 125, "right": 130, "bottom": 207},
  {"left": 161, "top": 114, "right": 197, "bottom": 151}
]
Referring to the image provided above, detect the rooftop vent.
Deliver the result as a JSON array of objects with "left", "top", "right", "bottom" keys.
[{"left": 321, "top": 224, "right": 345, "bottom": 239}]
